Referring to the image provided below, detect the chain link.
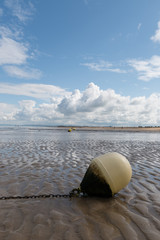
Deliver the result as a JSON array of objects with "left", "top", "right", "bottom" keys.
[{"left": 0, "top": 188, "right": 84, "bottom": 200}]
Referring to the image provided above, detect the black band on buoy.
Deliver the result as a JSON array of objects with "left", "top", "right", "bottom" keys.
[{"left": 80, "top": 162, "right": 112, "bottom": 197}]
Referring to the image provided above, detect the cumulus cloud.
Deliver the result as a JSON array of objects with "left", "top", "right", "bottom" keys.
[
  {"left": 0, "top": 103, "right": 17, "bottom": 121},
  {"left": 0, "top": 103, "right": 16, "bottom": 113},
  {"left": 57, "top": 83, "right": 124, "bottom": 115},
  {"left": 82, "top": 60, "right": 126, "bottom": 73},
  {"left": 4, "top": 0, "right": 35, "bottom": 23},
  {"left": 1, "top": 82, "right": 160, "bottom": 126},
  {"left": 56, "top": 84, "right": 160, "bottom": 125},
  {"left": 11, "top": 101, "right": 64, "bottom": 124},
  {"left": 57, "top": 83, "right": 130, "bottom": 124},
  {"left": 128, "top": 55, "right": 160, "bottom": 81},
  {"left": 151, "top": 21, "right": 160, "bottom": 43},
  {"left": 15, "top": 100, "right": 37, "bottom": 121}
]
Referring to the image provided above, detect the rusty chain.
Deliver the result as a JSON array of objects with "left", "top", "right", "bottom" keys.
[{"left": 0, "top": 188, "right": 84, "bottom": 200}]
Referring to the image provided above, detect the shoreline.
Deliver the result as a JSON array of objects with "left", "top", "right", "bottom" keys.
[
  {"left": 58, "top": 126, "right": 160, "bottom": 132},
  {"left": 1, "top": 125, "right": 160, "bottom": 132}
]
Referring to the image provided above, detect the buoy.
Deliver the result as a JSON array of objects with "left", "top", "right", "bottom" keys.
[
  {"left": 68, "top": 129, "right": 72, "bottom": 132},
  {"left": 80, "top": 152, "right": 132, "bottom": 197}
]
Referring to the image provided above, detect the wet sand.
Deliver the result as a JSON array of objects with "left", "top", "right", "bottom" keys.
[{"left": 0, "top": 128, "right": 159, "bottom": 239}]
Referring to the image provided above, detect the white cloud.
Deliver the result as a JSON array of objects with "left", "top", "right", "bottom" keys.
[
  {"left": 4, "top": 0, "right": 35, "bottom": 23},
  {"left": 151, "top": 21, "right": 160, "bottom": 43},
  {"left": 0, "top": 27, "right": 41, "bottom": 79},
  {"left": 58, "top": 83, "right": 128, "bottom": 116},
  {"left": 0, "top": 26, "right": 23, "bottom": 40},
  {"left": 1, "top": 82, "right": 160, "bottom": 125},
  {"left": 0, "top": 26, "right": 14, "bottom": 38},
  {"left": 0, "top": 83, "right": 71, "bottom": 100},
  {"left": 19, "top": 100, "right": 36, "bottom": 110},
  {"left": 3, "top": 65, "right": 42, "bottom": 79},
  {"left": 0, "top": 37, "right": 28, "bottom": 65},
  {"left": 128, "top": 55, "right": 160, "bottom": 81},
  {"left": 15, "top": 100, "right": 37, "bottom": 121},
  {"left": 0, "top": 3, "right": 41, "bottom": 80},
  {"left": 0, "top": 103, "right": 16, "bottom": 113},
  {"left": 82, "top": 60, "right": 126, "bottom": 73},
  {"left": 12, "top": 100, "right": 64, "bottom": 123},
  {"left": 0, "top": 103, "right": 17, "bottom": 121}
]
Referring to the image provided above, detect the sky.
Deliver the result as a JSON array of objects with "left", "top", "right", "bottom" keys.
[{"left": 1, "top": 0, "right": 160, "bottom": 126}]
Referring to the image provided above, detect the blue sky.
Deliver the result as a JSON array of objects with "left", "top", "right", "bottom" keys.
[{"left": 0, "top": 0, "right": 160, "bottom": 126}]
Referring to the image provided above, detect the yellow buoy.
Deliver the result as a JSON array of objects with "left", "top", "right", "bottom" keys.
[
  {"left": 68, "top": 129, "right": 72, "bottom": 132},
  {"left": 80, "top": 152, "right": 132, "bottom": 197}
]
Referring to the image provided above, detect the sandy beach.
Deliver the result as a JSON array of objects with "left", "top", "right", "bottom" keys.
[
  {"left": 58, "top": 126, "right": 160, "bottom": 132},
  {"left": 0, "top": 127, "right": 159, "bottom": 239}
]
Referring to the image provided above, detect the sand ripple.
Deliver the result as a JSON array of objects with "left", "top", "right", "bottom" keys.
[{"left": 0, "top": 128, "right": 159, "bottom": 239}]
